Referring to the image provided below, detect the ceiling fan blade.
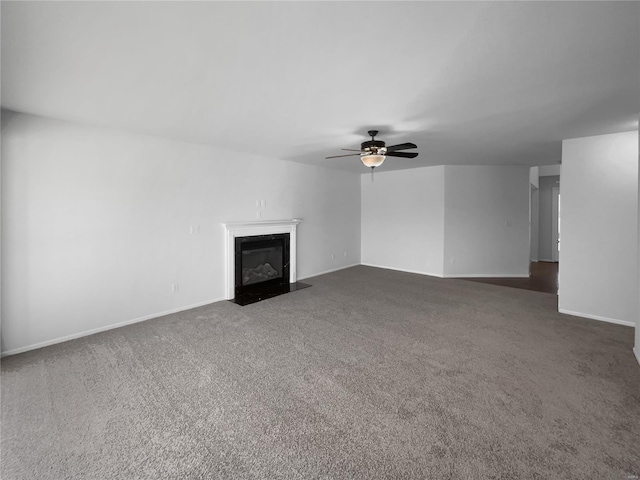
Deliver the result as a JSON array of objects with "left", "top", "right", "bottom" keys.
[
  {"left": 341, "top": 148, "right": 362, "bottom": 152},
  {"left": 325, "top": 153, "right": 362, "bottom": 159},
  {"left": 386, "top": 151, "right": 418, "bottom": 158},
  {"left": 386, "top": 142, "right": 417, "bottom": 152}
]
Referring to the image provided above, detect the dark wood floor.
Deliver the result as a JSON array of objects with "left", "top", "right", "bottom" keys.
[{"left": 463, "top": 262, "right": 558, "bottom": 294}]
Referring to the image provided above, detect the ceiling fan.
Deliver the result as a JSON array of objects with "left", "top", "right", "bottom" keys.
[{"left": 325, "top": 130, "right": 418, "bottom": 171}]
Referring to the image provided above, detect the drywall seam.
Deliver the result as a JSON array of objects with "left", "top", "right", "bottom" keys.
[
  {"left": 0, "top": 298, "right": 225, "bottom": 357},
  {"left": 558, "top": 309, "right": 635, "bottom": 328}
]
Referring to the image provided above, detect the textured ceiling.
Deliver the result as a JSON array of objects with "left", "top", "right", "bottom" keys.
[{"left": 2, "top": 1, "right": 639, "bottom": 173}]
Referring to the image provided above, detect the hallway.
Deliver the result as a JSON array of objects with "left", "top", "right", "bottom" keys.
[{"left": 462, "top": 262, "right": 558, "bottom": 294}]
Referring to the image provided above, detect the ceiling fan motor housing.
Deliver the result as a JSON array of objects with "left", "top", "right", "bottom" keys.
[
  {"left": 361, "top": 139, "right": 386, "bottom": 152},
  {"left": 324, "top": 129, "right": 417, "bottom": 161}
]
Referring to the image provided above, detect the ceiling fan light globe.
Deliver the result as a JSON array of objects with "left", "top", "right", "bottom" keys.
[{"left": 361, "top": 154, "right": 386, "bottom": 167}]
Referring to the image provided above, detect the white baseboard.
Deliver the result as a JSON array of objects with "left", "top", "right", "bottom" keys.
[
  {"left": 297, "top": 263, "right": 360, "bottom": 281},
  {"left": 2, "top": 264, "right": 359, "bottom": 357},
  {"left": 359, "top": 263, "right": 444, "bottom": 278},
  {"left": 634, "top": 347, "right": 640, "bottom": 367},
  {"left": 537, "top": 258, "right": 556, "bottom": 263},
  {"left": 558, "top": 309, "right": 635, "bottom": 328},
  {"left": 443, "top": 273, "right": 530, "bottom": 278},
  {"left": 359, "top": 263, "right": 530, "bottom": 279},
  {"left": 1, "top": 298, "right": 225, "bottom": 357}
]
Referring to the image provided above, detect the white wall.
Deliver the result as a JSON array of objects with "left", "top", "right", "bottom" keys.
[
  {"left": 361, "top": 166, "right": 445, "bottom": 276},
  {"left": 530, "top": 166, "right": 540, "bottom": 262},
  {"left": 530, "top": 186, "right": 539, "bottom": 262},
  {"left": 361, "top": 164, "right": 530, "bottom": 279},
  {"left": 636, "top": 129, "right": 640, "bottom": 364},
  {"left": 443, "top": 166, "right": 530, "bottom": 277},
  {"left": 538, "top": 175, "right": 560, "bottom": 262},
  {"left": 529, "top": 166, "right": 539, "bottom": 189},
  {"left": 1, "top": 113, "right": 361, "bottom": 354},
  {"left": 539, "top": 164, "right": 561, "bottom": 177},
  {"left": 559, "top": 131, "right": 638, "bottom": 326}
]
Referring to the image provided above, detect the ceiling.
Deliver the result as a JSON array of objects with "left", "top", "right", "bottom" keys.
[{"left": 2, "top": 1, "right": 639, "bottom": 173}]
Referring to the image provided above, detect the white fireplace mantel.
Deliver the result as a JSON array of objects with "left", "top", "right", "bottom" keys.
[{"left": 222, "top": 219, "right": 302, "bottom": 300}]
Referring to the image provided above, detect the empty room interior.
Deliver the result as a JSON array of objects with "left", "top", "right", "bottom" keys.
[{"left": 1, "top": 2, "right": 639, "bottom": 479}]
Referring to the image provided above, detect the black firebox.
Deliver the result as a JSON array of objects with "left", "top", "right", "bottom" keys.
[{"left": 234, "top": 233, "right": 290, "bottom": 303}]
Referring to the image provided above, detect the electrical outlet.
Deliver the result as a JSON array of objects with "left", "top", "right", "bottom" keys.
[
  {"left": 343, "top": 250, "right": 348, "bottom": 257},
  {"left": 189, "top": 225, "right": 200, "bottom": 234},
  {"left": 171, "top": 283, "right": 179, "bottom": 293},
  {"left": 331, "top": 254, "right": 336, "bottom": 260},
  {"left": 450, "top": 257, "right": 456, "bottom": 264}
]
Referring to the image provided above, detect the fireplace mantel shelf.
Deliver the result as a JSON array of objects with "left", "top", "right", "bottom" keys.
[
  {"left": 222, "top": 218, "right": 302, "bottom": 229},
  {"left": 222, "top": 219, "right": 302, "bottom": 300}
]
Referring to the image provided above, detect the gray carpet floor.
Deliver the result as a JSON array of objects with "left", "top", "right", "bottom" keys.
[{"left": 2, "top": 265, "right": 639, "bottom": 479}]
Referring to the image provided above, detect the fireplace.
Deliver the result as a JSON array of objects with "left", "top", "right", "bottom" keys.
[
  {"left": 235, "top": 233, "right": 290, "bottom": 298},
  {"left": 222, "top": 219, "right": 309, "bottom": 305}
]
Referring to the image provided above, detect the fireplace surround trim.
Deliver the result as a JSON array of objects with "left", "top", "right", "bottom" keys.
[{"left": 222, "top": 219, "right": 302, "bottom": 300}]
